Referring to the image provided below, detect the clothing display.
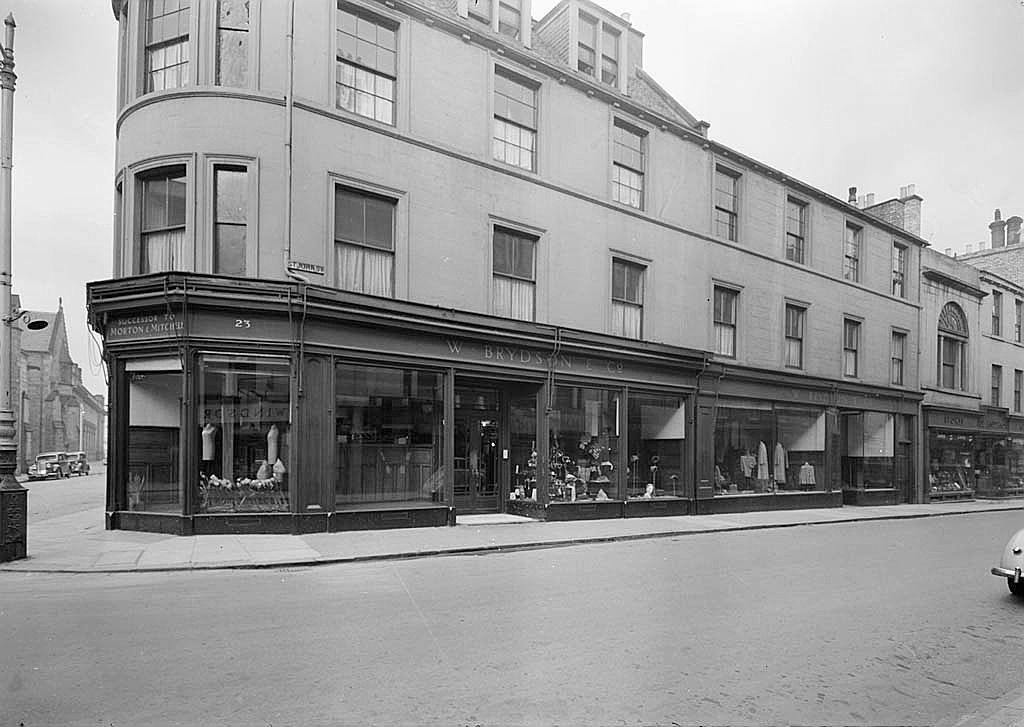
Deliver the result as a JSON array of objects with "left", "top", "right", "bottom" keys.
[
  {"left": 267, "top": 424, "right": 280, "bottom": 463},
  {"left": 757, "top": 441, "right": 769, "bottom": 481},
  {"left": 201, "top": 423, "right": 217, "bottom": 461},
  {"left": 773, "top": 442, "right": 787, "bottom": 484},
  {"left": 739, "top": 454, "right": 756, "bottom": 478},
  {"left": 799, "top": 462, "right": 816, "bottom": 487}
]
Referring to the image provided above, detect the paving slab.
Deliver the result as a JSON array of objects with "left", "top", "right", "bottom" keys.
[{"left": 2, "top": 499, "right": 1023, "bottom": 574}]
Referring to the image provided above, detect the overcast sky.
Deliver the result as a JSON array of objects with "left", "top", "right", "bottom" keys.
[{"left": 5, "top": 0, "right": 1023, "bottom": 398}]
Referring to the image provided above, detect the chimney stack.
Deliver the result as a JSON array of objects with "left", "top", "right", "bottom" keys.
[
  {"left": 1006, "top": 216, "right": 1022, "bottom": 246},
  {"left": 899, "top": 184, "right": 922, "bottom": 237},
  {"left": 848, "top": 186, "right": 857, "bottom": 204},
  {"left": 990, "top": 209, "right": 1006, "bottom": 248}
]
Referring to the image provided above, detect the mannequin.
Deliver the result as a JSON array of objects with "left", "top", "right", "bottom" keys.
[
  {"left": 202, "top": 423, "right": 217, "bottom": 462},
  {"left": 267, "top": 424, "right": 280, "bottom": 464}
]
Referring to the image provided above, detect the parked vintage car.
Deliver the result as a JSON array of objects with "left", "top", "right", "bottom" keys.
[
  {"left": 68, "top": 451, "right": 90, "bottom": 476},
  {"left": 27, "top": 451, "right": 71, "bottom": 480},
  {"left": 992, "top": 528, "right": 1024, "bottom": 596}
]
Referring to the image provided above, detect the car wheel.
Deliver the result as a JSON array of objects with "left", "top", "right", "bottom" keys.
[{"left": 1008, "top": 578, "right": 1024, "bottom": 596}]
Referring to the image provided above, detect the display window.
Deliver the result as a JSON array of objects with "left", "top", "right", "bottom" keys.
[
  {"left": 334, "top": 364, "right": 445, "bottom": 506},
  {"left": 125, "top": 359, "right": 183, "bottom": 512},
  {"left": 626, "top": 394, "right": 686, "bottom": 498},
  {"left": 928, "top": 431, "right": 974, "bottom": 495},
  {"left": 547, "top": 386, "right": 621, "bottom": 502},
  {"left": 713, "top": 401, "right": 825, "bottom": 494},
  {"left": 197, "top": 356, "right": 292, "bottom": 514},
  {"left": 509, "top": 393, "right": 538, "bottom": 502},
  {"left": 842, "top": 412, "right": 913, "bottom": 493},
  {"left": 974, "top": 435, "right": 1024, "bottom": 496}
]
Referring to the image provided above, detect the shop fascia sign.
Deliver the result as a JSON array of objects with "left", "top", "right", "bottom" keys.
[
  {"left": 106, "top": 312, "right": 184, "bottom": 341},
  {"left": 445, "top": 338, "right": 625, "bottom": 375}
]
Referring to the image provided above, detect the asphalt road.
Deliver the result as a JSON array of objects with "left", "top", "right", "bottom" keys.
[
  {"left": 21, "top": 467, "right": 105, "bottom": 522},
  {"left": 3, "top": 508, "right": 1024, "bottom": 726}
]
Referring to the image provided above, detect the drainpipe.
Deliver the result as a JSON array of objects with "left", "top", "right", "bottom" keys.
[{"left": 282, "top": 0, "right": 307, "bottom": 285}]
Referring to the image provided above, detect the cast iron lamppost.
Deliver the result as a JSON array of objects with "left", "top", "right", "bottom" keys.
[{"left": 0, "top": 14, "right": 46, "bottom": 563}]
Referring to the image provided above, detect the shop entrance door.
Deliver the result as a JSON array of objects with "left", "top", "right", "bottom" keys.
[{"left": 454, "top": 387, "right": 501, "bottom": 513}]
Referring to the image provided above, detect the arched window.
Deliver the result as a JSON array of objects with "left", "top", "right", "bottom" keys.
[{"left": 937, "top": 302, "right": 968, "bottom": 390}]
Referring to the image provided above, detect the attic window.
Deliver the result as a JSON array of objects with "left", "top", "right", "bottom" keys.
[{"left": 577, "top": 11, "right": 622, "bottom": 88}]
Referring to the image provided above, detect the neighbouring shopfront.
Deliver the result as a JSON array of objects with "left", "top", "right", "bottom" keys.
[
  {"left": 698, "top": 371, "right": 920, "bottom": 514},
  {"left": 89, "top": 274, "right": 708, "bottom": 534},
  {"left": 924, "top": 406, "right": 980, "bottom": 501},
  {"left": 928, "top": 407, "right": 1024, "bottom": 500}
]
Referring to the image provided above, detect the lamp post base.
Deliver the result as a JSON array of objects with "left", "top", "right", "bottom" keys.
[{"left": 0, "top": 407, "right": 26, "bottom": 561}]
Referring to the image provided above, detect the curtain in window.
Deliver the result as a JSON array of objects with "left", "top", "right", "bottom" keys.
[
  {"left": 141, "top": 228, "right": 186, "bottom": 273},
  {"left": 493, "top": 276, "right": 534, "bottom": 321},
  {"left": 715, "top": 323, "right": 735, "bottom": 357},
  {"left": 336, "top": 244, "right": 393, "bottom": 297},
  {"left": 612, "top": 301, "right": 641, "bottom": 339}
]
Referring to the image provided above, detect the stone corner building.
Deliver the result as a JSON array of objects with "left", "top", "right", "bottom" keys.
[{"left": 15, "top": 297, "right": 106, "bottom": 472}]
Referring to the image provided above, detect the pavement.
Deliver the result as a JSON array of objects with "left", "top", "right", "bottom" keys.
[{"left": 3, "top": 496, "right": 1024, "bottom": 575}]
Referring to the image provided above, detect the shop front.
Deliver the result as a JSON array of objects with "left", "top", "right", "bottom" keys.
[
  {"left": 971, "top": 408, "right": 1024, "bottom": 499},
  {"left": 696, "top": 371, "right": 920, "bottom": 514},
  {"left": 923, "top": 407, "right": 979, "bottom": 502},
  {"left": 89, "top": 274, "right": 707, "bottom": 535}
]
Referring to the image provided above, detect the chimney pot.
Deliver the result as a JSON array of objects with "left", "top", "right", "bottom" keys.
[
  {"left": 1006, "top": 215, "right": 1022, "bottom": 246},
  {"left": 990, "top": 212, "right": 1007, "bottom": 248},
  {"left": 995, "top": 209, "right": 1002, "bottom": 221},
  {"left": 848, "top": 186, "right": 857, "bottom": 204}
]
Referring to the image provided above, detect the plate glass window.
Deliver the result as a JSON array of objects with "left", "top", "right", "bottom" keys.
[
  {"left": 548, "top": 387, "right": 620, "bottom": 502},
  {"left": 197, "top": 356, "right": 292, "bottom": 514},
  {"left": 937, "top": 302, "right": 968, "bottom": 391},
  {"left": 714, "top": 167, "right": 739, "bottom": 241},
  {"left": 843, "top": 319, "right": 860, "bottom": 377},
  {"left": 891, "top": 330, "right": 906, "bottom": 385},
  {"left": 843, "top": 223, "right": 861, "bottom": 282},
  {"left": 785, "top": 198, "right": 806, "bottom": 263},
  {"left": 125, "top": 367, "right": 182, "bottom": 513},
  {"left": 213, "top": 165, "right": 247, "bottom": 276},
  {"left": 215, "top": 0, "right": 249, "bottom": 86},
  {"left": 713, "top": 287, "right": 736, "bottom": 357},
  {"left": 334, "top": 187, "right": 395, "bottom": 297},
  {"left": 611, "top": 259, "right": 644, "bottom": 339},
  {"left": 336, "top": 5, "right": 397, "bottom": 124},
  {"left": 492, "top": 228, "right": 536, "bottom": 321},
  {"left": 785, "top": 304, "right": 804, "bottom": 369},
  {"left": 612, "top": 122, "right": 645, "bottom": 209},
  {"left": 892, "top": 243, "right": 906, "bottom": 298},
  {"left": 139, "top": 166, "right": 187, "bottom": 274},
  {"left": 627, "top": 394, "right": 686, "bottom": 499},
  {"left": 335, "top": 365, "right": 445, "bottom": 506},
  {"left": 145, "top": 0, "right": 190, "bottom": 92},
  {"left": 493, "top": 69, "right": 537, "bottom": 171}
]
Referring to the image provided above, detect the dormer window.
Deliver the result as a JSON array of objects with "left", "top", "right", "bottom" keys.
[
  {"left": 578, "top": 13, "right": 597, "bottom": 76},
  {"left": 468, "top": 0, "right": 492, "bottom": 25},
  {"left": 576, "top": 11, "right": 622, "bottom": 89},
  {"left": 601, "top": 25, "right": 619, "bottom": 86},
  {"left": 497, "top": 0, "right": 522, "bottom": 39}
]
